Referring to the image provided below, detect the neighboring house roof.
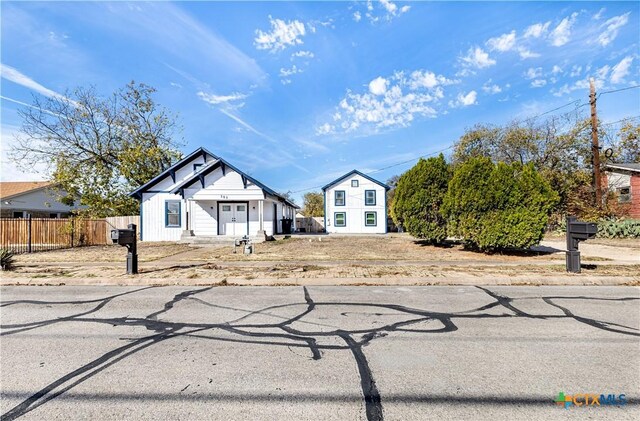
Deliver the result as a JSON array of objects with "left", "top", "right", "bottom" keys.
[
  {"left": 0, "top": 181, "right": 55, "bottom": 200},
  {"left": 321, "top": 170, "right": 391, "bottom": 191},
  {"left": 605, "top": 163, "right": 640, "bottom": 174},
  {"left": 130, "top": 147, "right": 299, "bottom": 209}
]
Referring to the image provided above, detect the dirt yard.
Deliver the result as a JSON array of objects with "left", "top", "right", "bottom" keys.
[
  {"left": 14, "top": 242, "right": 192, "bottom": 263},
  {"left": 3, "top": 234, "right": 638, "bottom": 285},
  {"left": 176, "top": 235, "right": 573, "bottom": 263}
]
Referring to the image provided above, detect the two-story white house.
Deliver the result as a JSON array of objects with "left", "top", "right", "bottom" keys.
[
  {"left": 130, "top": 147, "right": 298, "bottom": 242},
  {"left": 322, "top": 170, "right": 389, "bottom": 234}
]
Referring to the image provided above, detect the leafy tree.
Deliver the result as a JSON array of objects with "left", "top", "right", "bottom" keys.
[
  {"left": 452, "top": 114, "right": 602, "bottom": 218},
  {"left": 10, "top": 82, "right": 182, "bottom": 217},
  {"left": 302, "top": 192, "right": 324, "bottom": 217},
  {"left": 442, "top": 157, "right": 559, "bottom": 251},
  {"left": 385, "top": 175, "right": 400, "bottom": 220},
  {"left": 611, "top": 122, "right": 640, "bottom": 162},
  {"left": 392, "top": 154, "right": 451, "bottom": 244}
]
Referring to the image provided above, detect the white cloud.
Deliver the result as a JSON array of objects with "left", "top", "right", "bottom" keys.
[
  {"left": 523, "top": 21, "right": 550, "bottom": 38},
  {"left": 570, "top": 65, "right": 582, "bottom": 77},
  {"left": 291, "top": 50, "right": 314, "bottom": 59},
  {"left": 593, "top": 8, "right": 606, "bottom": 20},
  {"left": 551, "top": 65, "right": 563, "bottom": 74},
  {"left": 530, "top": 79, "right": 547, "bottom": 88},
  {"left": 456, "top": 90, "right": 478, "bottom": 106},
  {"left": 517, "top": 47, "right": 540, "bottom": 59},
  {"left": 0, "top": 63, "right": 68, "bottom": 101},
  {"left": 320, "top": 69, "right": 454, "bottom": 134},
  {"left": 597, "top": 12, "right": 630, "bottom": 47},
  {"left": 254, "top": 16, "right": 306, "bottom": 52},
  {"left": 525, "top": 67, "right": 543, "bottom": 79},
  {"left": 281, "top": 79, "right": 292, "bottom": 85},
  {"left": 280, "top": 65, "right": 302, "bottom": 77},
  {"left": 362, "top": 0, "right": 410, "bottom": 23},
  {"left": 368, "top": 76, "right": 388, "bottom": 95},
  {"left": 549, "top": 13, "right": 578, "bottom": 47},
  {"left": 407, "top": 70, "right": 458, "bottom": 90},
  {"left": 482, "top": 80, "right": 502, "bottom": 94},
  {"left": 459, "top": 47, "right": 496, "bottom": 69},
  {"left": 610, "top": 56, "right": 633, "bottom": 84},
  {"left": 486, "top": 31, "right": 517, "bottom": 52},
  {"left": 316, "top": 123, "right": 334, "bottom": 135},
  {"left": 197, "top": 91, "right": 247, "bottom": 106}
]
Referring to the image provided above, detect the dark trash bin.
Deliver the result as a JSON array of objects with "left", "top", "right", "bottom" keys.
[{"left": 281, "top": 218, "right": 293, "bottom": 234}]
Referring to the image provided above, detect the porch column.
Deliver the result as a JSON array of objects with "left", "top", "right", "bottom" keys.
[{"left": 257, "top": 199, "right": 266, "bottom": 240}]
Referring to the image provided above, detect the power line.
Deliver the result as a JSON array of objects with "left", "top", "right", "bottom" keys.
[
  {"left": 600, "top": 115, "right": 640, "bottom": 127},
  {"left": 598, "top": 84, "right": 640, "bottom": 97}
]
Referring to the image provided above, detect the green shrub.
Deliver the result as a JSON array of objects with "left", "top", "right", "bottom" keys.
[
  {"left": 1, "top": 249, "right": 15, "bottom": 271},
  {"left": 392, "top": 154, "right": 451, "bottom": 244},
  {"left": 442, "top": 158, "right": 559, "bottom": 251},
  {"left": 596, "top": 219, "right": 640, "bottom": 238}
]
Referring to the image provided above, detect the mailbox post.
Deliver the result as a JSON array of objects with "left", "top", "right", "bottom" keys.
[
  {"left": 566, "top": 216, "right": 597, "bottom": 273},
  {"left": 111, "top": 224, "right": 138, "bottom": 274}
]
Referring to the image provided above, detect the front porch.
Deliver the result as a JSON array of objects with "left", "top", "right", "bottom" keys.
[{"left": 181, "top": 197, "right": 296, "bottom": 242}]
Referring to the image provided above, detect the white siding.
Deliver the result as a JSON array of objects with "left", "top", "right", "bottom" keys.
[
  {"left": 607, "top": 172, "right": 631, "bottom": 190},
  {"left": 192, "top": 200, "right": 217, "bottom": 236},
  {"left": 141, "top": 192, "right": 185, "bottom": 241},
  {"left": 325, "top": 174, "right": 386, "bottom": 234}
]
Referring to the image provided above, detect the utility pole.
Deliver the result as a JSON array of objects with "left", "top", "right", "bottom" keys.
[{"left": 589, "top": 78, "right": 602, "bottom": 208}]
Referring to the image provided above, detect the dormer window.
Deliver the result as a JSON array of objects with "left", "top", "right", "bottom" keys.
[{"left": 351, "top": 180, "right": 359, "bottom": 187}]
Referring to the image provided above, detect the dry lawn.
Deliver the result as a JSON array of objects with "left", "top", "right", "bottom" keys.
[
  {"left": 14, "top": 242, "right": 192, "bottom": 263},
  {"left": 191, "top": 235, "right": 569, "bottom": 262}
]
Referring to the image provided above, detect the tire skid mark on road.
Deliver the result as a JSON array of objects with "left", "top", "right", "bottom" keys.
[{"left": 1, "top": 286, "right": 639, "bottom": 420}]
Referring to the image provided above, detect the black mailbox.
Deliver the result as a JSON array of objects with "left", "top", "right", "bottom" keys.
[
  {"left": 111, "top": 229, "right": 135, "bottom": 246},
  {"left": 566, "top": 216, "right": 598, "bottom": 273},
  {"left": 110, "top": 224, "right": 138, "bottom": 274}
]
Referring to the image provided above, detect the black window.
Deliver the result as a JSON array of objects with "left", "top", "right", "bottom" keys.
[
  {"left": 351, "top": 180, "right": 359, "bottom": 187},
  {"left": 365, "top": 212, "right": 377, "bottom": 226},
  {"left": 13, "top": 211, "right": 23, "bottom": 218},
  {"left": 335, "top": 190, "right": 345, "bottom": 206},
  {"left": 365, "top": 190, "right": 376, "bottom": 206},
  {"left": 618, "top": 187, "right": 631, "bottom": 203}
]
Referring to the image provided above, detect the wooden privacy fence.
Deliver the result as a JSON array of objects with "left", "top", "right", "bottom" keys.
[
  {"left": 0, "top": 217, "right": 108, "bottom": 253},
  {"left": 295, "top": 216, "right": 325, "bottom": 233},
  {"left": 105, "top": 215, "right": 140, "bottom": 239}
]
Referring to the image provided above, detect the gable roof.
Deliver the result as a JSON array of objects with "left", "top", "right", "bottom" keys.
[
  {"left": 321, "top": 170, "right": 390, "bottom": 191},
  {"left": 130, "top": 147, "right": 299, "bottom": 209},
  {"left": 129, "top": 147, "right": 218, "bottom": 198},
  {"left": 605, "top": 163, "right": 640, "bottom": 174},
  {"left": 0, "top": 182, "right": 55, "bottom": 200}
]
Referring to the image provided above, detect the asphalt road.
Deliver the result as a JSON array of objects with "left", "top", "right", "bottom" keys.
[{"left": 1, "top": 285, "right": 639, "bottom": 420}]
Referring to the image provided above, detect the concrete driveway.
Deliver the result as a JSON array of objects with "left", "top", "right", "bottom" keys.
[{"left": 1, "top": 285, "right": 639, "bottom": 420}]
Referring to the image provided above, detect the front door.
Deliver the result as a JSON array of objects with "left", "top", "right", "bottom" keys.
[{"left": 219, "top": 203, "right": 248, "bottom": 236}]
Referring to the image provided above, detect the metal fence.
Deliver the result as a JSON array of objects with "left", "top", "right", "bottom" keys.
[{"left": 0, "top": 217, "right": 108, "bottom": 253}]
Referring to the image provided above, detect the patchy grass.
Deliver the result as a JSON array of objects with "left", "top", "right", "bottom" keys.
[
  {"left": 188, "top": 234, "right": 569, "bottom": 263},
  {"left": 14, "top": 242, "right": 192, "bottom": 263}
]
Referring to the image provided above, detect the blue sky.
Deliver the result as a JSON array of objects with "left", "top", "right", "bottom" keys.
[{"left": 1, "top": 1, "right": 639, "bottom": 203}]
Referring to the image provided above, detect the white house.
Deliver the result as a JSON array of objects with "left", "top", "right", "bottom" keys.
[
  {"left": 130, "top": 147, "right": 299, "bottom": 242},
  {"left": 0, "top": 182, "right": 81, "bottom": 218},
  {"left": 322, "top": 170, "right": 389, "bottom": 234}
]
